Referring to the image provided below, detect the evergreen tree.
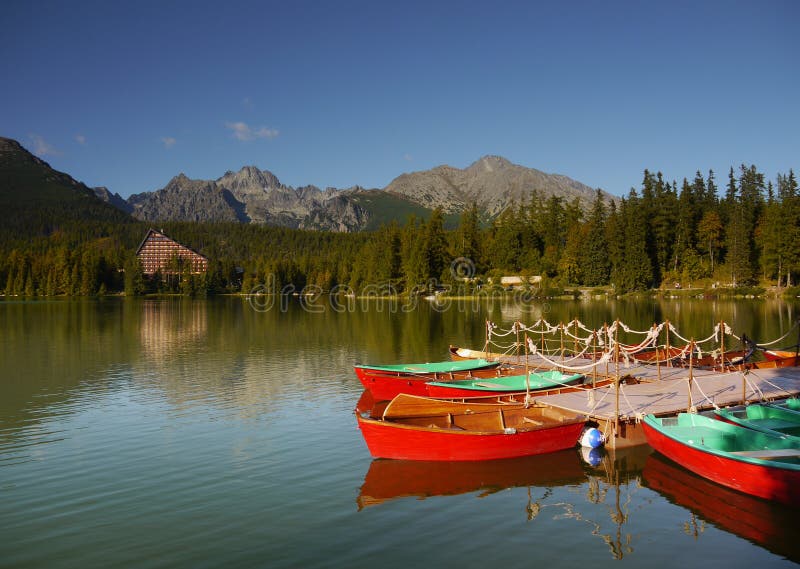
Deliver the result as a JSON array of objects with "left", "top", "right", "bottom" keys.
[
  {"left": 778, "top": 170, "right": 800, "bottom": 285},
  {"left": 606, "top": 201, "right": 625, "bottom": 290},
  {"left": 424, "top": 207, "right": 448, "bottom": 283},
  {"left": 489, "top": 206, "right": 522, "bottom": 272},
  {"left": 124, "top": 256, "right": 145, "bottom": 296},
  {"left": 755, "top": 181, "right": 783, "bottom": 282},
  {"left": 401, "top": 216, "right": 427, "bottom": 290},
  {"left": 619, "top": 191, "right": 653, "bottom": 291},
  {"left": 539, "top": 196, "right": 566, "bottom": 277},
  {"left": 455, "top": 202, "right": 483, "bottom": 272},
  {"left": 581, "top": 190, "right": 610, "bottom": 286},
  {"left": 696, "top": 210, "right": 723, "bottom": 276}
]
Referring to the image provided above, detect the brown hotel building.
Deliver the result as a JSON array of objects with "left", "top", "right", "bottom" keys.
[{"left": 135, "top": 229, "right": 209, "bottom": 275}]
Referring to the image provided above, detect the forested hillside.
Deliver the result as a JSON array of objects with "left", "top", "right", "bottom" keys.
[{"left": 1, "top": 163, "right": 797, "bottom": 297}]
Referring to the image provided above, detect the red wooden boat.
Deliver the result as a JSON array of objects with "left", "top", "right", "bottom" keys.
[
  {"left": 354, "top": 358, "right": 506, "bottom": 400},
  {"left": 758, "top": 349, "right": 800, "bottom": 368},
  {"left": 642, "top": 452, "right": 800, "bottom": 562},
  {"left": 357, "top": 449, "right": 587, "bottom": 509},
  {"left": 356, "top": 392, "right": 588, "bottom": 461},
  {"left": 642, "top": 413, "right": 800, "bottom": 505}
]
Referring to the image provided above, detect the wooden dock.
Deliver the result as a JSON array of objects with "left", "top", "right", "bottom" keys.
[{"left": 533, "top": 366, "right": 800, "bottom": 448}]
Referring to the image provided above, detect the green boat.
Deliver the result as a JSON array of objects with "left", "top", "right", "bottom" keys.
[
  {"left": 778, "top": 398, "right": 800, "bottom": 411},
  {"left": 642, "top": 412, "right": 800, "bottom": 504},
  {"left": 425, "top": 370, "right": 584, "bottom": 396},
  {"left": 715, "top": 404, "right": 800, "bottom": 441},
  {"left": 354, "top": 358, "right": 499, "bottom": 375}
]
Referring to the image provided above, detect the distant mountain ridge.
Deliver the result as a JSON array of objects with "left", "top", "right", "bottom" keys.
[
  {"left": 126, "top": 168, "right": 370, "bottom": 231},
  {"left": 120, "top": 156, "right": 613, "bottom": 231},
  {"left": 0, "top": 135, "right": 613, "bottom": 233},
  {"left": 385, "top": 155, "right": 604, "bottom": 216}
]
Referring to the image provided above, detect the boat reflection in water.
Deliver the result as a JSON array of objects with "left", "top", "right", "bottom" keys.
[
  {"left": 643, "top": 452, "right": 800, "bottom": 563},
  {"left": 358, "top": 445, "right": 652, "bottom": 560},
  {"left": 357, "top": 448, "right": 589, "bottom": 510}
]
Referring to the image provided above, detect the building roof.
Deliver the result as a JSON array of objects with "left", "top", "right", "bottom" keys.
[{"left": 135, "top": 228, "right": 208, "bottom": 261}]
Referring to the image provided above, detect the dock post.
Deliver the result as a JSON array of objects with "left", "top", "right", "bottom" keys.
[
  {"left": 688, "top": 338, "right": 694, "bottom": 411},
  {"left": 573, "top": 318, "right": 578, "bottom": 356},
  {"left": 719, "top": 320, "right": 725, "bottom": 372},
  {"left": 592, "top": 331, "right": 597, "bottom": 389},
  {"left": 655, "top": 322, "right": 661, "bottom": 381},
  {"left": 665, "top": 319, "right": 671, "bottom": 367},
  {"left": 614, "top": 319, "right": 620, "bottom": 445}
]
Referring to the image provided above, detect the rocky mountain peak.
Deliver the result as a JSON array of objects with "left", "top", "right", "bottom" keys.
[
  {"left": 93, "top": 186, "right": 134, "bottom": 214},
  {"left": 0, "top": 137, "right": 23, "bottom": 153},
  {"left": 386, "top": 155, "right": 612, "bottom": 216},
  {"left": 468, "top": 155, "right": 513, "bottom": 173},
  {"left": 217, "top": 165, "right": 282, "bottom": 194}
]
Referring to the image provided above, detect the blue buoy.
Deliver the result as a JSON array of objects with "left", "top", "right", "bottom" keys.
[
  {"left": 580, "top": 446, "right": 604, "bottom": 467},
  {"left": 580, "top": 427, "right": 605, "bottom": 449}
]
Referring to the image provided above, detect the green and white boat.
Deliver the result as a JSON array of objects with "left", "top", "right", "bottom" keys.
[
  {"left": 715, "top": 403, "right": 800, "bottom": 441},
  {"left": 425, "top": 370, "right": 584, "bottom": 397}
]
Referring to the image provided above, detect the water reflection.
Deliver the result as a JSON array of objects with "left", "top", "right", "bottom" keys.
[
  {"left": 357, "top": 449, "right": 589, "bottom": 509},
  {"left": 357, "top": 445, "right": 652, "bottom": 561},
  {"left": 139, "top": 300, "right": 208, "bottom": 363},
  {"left": 642, "top": 452, "right": 800, "bottom": 562}
]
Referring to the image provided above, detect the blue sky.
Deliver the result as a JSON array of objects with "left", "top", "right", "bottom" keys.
[{"left": 2, "top": 0, "right": 797, "bottom": 198}]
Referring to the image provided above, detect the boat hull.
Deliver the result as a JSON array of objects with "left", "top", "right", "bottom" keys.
[
  {"left": 357, "top": 415, "right": 585, "bottom": 461},
  {"left": 642, "top": 416, "right": 800, "bottom": 504},
  {"left": 358, "top": 374, "right": 431, "bottom": 400}
]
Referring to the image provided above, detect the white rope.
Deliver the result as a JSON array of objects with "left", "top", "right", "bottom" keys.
[
  {"left": 562, "top": 327, "right": 597, "bottom": 344},
  {"left": 489, "top": 325, "right": 518, "bottom": 338},
  {"left": 489, "top": 341, "right": 519, "bottom": 352},
  {"left": 689, "top": 376, "right": 721, "bottom": 410},
  {"left": 611, "top": 321, "right": 660, "bottom": 336},
  {"left": 668, "top": 322, "right": 719, "bottom": 346},
  {"left": 527, "top": 338, "right": 614, "bottom": 371},
  {"left": 586, "top": 382, "right": 613, "bottom": 414},
  {"left": 754, "top": 320, "right": 800, "bottom": 347},
  {"left": 739, "top": 369, "right": 766, "bottom": 401},
  {"left": 617, "top": 383, "right": 641, "bottom": 418}
]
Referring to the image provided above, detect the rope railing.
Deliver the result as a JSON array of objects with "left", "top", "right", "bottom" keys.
[
  {"left": 484, "top": 318, "right": 797, "bottom": 369},
  {"left": 753, "top": 320, "right": 799, "bottom": 348},
  {"left": 480, "top": 318, "right": 798, "bottom": 449}
]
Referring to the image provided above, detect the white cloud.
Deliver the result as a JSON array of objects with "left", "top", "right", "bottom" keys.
[
  {"left": 161, "top": 136, "right": 177, "bottom": 149},
  {"left": 29, "top": 134, "right": 60, "bottom": 157},
  {"left": 225, "top": 121, "right": 279, "bottom": 141},
  {"left": 75, "top": 134, "right": 86, "bottom": 145}
]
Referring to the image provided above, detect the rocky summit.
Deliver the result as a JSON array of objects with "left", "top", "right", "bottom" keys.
[
  {"left": 125, "top": 167, "right": 371, "bottom": 231},
  {"left": 385, "top": 155, "right": 605, "bottom": 216}
]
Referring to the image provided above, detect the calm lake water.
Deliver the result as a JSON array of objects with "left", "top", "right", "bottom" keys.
[{"left": 1, "top": 296, "right": 798, "bottom": 568}]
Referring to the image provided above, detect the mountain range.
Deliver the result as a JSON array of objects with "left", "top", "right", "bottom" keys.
[{"left": 1, "top": 135, "right": 614, "bottom": 232}]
